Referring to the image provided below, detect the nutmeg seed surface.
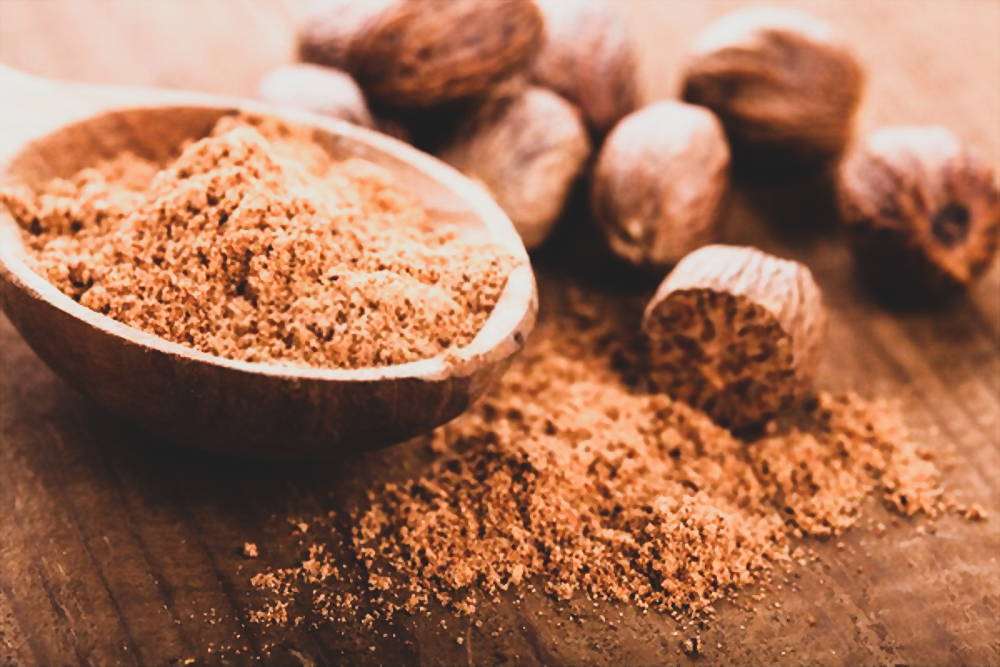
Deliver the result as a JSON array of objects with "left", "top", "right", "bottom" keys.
[
  {"left": 531, "top": 0, "right": 640, "bottom": 134},
  {"left": 592, "top": 100, "right": 730, "bottom": 270},
  {"left": 298, "top": 0, "right": 543, "bottom": 108},
  {"left": 297, "top": 0, "right": 394, "bottom": 72},
  {"left": 643, "top": 244, "right": 826, "bottom": 429},
  {"left": 838, "top": 126, "right": 1000, "bottom": 295},
  {"left": 256, "top": 63, "right": 374, "bottom": 128},
  {"left": 680, "top": 7, "right": 864, "bottom": 169},
  {"left": 438, "top": 86, "right": 590, "bottom": 250}
]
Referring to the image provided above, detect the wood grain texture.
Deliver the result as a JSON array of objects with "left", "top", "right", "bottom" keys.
[{"left": 1, "top": 1, "right": 998, "bottom": 665}]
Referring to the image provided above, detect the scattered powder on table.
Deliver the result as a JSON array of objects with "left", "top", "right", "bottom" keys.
[
  {"left": 1, "top": 115, "right": 513, "bottom": 369},
  {"left": 248, "top": 287, "right": 979, "bottom": 629}
]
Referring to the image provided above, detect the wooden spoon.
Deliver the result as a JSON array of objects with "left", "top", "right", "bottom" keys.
[{"left": 0, "top": 65, "right": 537, "bottom": 459}]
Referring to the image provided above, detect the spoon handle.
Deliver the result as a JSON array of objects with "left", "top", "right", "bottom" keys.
[
  {"left": 0, "top": 64, "right": 134, "bottom": 159},
  {"left": 0, "top": 65, "right": 147, "bottom": 161},
  {"left": 0, "top": 64, "right": 239, "bottom": 163},
  {"left": 0, "top": 65, "right": 67, "bottom": 157}
]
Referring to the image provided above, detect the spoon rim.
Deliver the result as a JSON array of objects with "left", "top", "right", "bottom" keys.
[{"left": 0, "top": 103, "right": 536, "bottom": 384}]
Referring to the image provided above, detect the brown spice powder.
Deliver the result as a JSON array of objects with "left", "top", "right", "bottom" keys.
[
  {"left": 248, "top": 287, "right": 976, "bottom": 628},
  {"left": 2, "top": 115, "right": 513, "bottom": 369}
]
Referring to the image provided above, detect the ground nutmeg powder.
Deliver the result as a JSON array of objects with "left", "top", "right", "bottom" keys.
[
  {"left": 1, "top": 114, "right": 513, "bottom": 369},
  {"left": 246, "top": 285, "right": 982, "bottom": 632}
]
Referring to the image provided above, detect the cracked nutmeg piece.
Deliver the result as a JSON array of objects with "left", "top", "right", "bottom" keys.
[
  {"left": 530, "top": 0, "right": 640, "bottom": 134},
  {"left": 297, "top": 0, "right": 543, "bottom": 108},
  {"left": 642, "top": 245, "right": 826, "bottom": 429},
  {"left": 592, "top": 100, "right": 730, "bottom": 271},
  {"left": 838, "top": 125, "right": 1000, "bottom": 296},
  {"left": 680, "top": 7, "right": 863, "bottom": 171},
  {"left": 438, "top": 86, "right": 590, "bottom": 250}
]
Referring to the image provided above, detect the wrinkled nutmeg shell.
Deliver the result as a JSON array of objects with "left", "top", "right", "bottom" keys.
[
  {"left": 592, "top": 101, "right": 730, "bottom": 271},
  {"left": 838, "top": 126, "right": 1000, "bottom": 298},
  {"left": 298, "top": 0, "right": 543, "bottom": 108},
  {"left": 438, "top": 86, "right": 590, "bottom": 250},
  {"left": 680, "top": 7, "right": 864, "bottom": 173},
  {"left": 297, "top": 0, "right": 389, "bottom": 70},
  {"left": 256, "top": 63, "right": 375, "bottom": 128},
  {"left": 531, "top": 0, "right": 640, "bottom": 134},
  {"left": 643, "top": 244, "right": 826, "bottom": 429},
  {"left": 375, "top": 75, "right": 530, "bottom": 154}
]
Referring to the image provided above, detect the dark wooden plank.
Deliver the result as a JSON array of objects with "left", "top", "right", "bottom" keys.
[{"left": 1, "top": 1, "right": 998, "bottom": 665}]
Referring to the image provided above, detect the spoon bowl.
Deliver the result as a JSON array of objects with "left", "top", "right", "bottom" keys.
[{"left": 0, "top": 66, "right": 537, "bottom": 458}]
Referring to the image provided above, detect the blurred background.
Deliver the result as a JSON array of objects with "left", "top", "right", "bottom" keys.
[{"left": 2, "top": 0, "right": 998, "bottom": 167}]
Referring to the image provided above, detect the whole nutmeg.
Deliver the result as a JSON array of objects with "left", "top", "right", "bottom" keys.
[
  {"left": 643, "top": 244, "right": 826, "bottom": 429},
  {"left": 838, "top": 126, "right": 1000, "bottom": 296},
  {"left": 531, "top": 0, "right": 640, "bottom": 134},
  {"left": 438, "top": 86, "right": 590, "bottom": 250},
  {"left": 680, "top": 7, "right": 864, "bottom": 171},
  {"left": 297, "top": 0, "right": 543, "bottom": 108},
  {"left": 256, "top": 63, "right": 374, "bottom": 128},
  {"left": 296, "top": 0, "right": 391, "bottom": 71},
  {"left": 591, "top": 100, "right": 730, "bottom": 270},
  {"left": 382, "top": 74, "right": 531, "bottom": 153}
]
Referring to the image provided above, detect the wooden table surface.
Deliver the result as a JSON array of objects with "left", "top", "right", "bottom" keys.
[{"left": 1, "top": 1, "right": 999, "bottom": 666}]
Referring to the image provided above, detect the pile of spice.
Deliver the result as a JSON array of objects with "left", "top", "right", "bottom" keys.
[
  {"left": 247, "top": 286, "right": 980, "bottom": 630},
  {"left": 1, "top": 115, "right": 513, "bottom": 369}
]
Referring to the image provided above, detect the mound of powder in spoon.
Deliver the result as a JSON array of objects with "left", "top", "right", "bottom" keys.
[{"left": 0, "top": 115, "right": 514, "bottom": 369}]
